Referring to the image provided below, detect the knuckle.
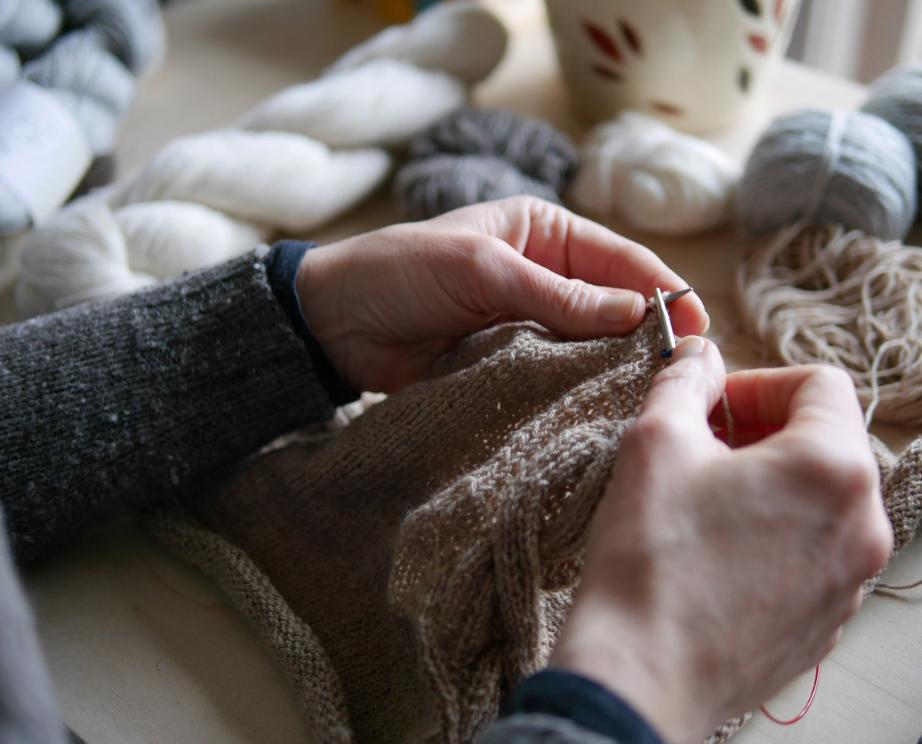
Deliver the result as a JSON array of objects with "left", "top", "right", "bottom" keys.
[
  {"left": 807, "top": 364, "right": 854, "bottom": 391},
  {"left": 857, "top": 514, "right": 894, "bottom": 576},
  {"left": 500, "top": 194, "right": 539, "bottom": 211},
  {"left": 461, "top": 236, "right": 503, "bottom": 274},
  {"left": 654, "top": 363, "right": 704, "bottom": 392},
  {"left": 554, "top": 279, "right": 594, "bottom": 319},
  {"left": 787, "top": 443, "right": 878, "bottom": 511},
  {"left": 839, "top": 455, "right": 879, "bottom": 500}
]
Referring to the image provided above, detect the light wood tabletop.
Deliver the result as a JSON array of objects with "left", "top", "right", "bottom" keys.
[{"left": 9, "top": 0, "right": 922, "bottom": 742}]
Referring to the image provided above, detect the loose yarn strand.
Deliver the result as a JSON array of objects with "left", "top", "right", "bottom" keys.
[
  {"left": 759, "top": 665, "right": 821, "bottom": 726},
  {"left": 737, "top": 225, "right": 922, "bottom": 427},
  {"left": 877, "top": 576, "right": 922, "bottom": 591}
]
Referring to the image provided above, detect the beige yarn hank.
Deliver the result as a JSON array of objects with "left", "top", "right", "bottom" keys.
[
  {"left": 151, "top": 315, "right": 922, "bottom": 743},
  {"left": 736, "top": 223, "right": 922, "bottom": 427}
]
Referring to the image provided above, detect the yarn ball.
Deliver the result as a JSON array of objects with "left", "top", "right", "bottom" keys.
[
  {"left": 737, "top": 224, "right": 922, "bottom": 426},
  {"left": 862, "top": 65, "right": 922, "bottom": 189},
  {"left": 394, "top": 107, "right": 579, "bottom": 220},
  {"left": 737, "top": 109, "right": 917, "bottom": 241},
  {"left": 568, "top": 111, "right": 740, "bottom": 236},
  {"left": 0, "top": 0, "right": 165, "bottom": 236}
]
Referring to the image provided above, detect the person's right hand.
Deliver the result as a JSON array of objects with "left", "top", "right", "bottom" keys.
[{"left": 551, "top": 338, "right": 893, "bottom": 744}]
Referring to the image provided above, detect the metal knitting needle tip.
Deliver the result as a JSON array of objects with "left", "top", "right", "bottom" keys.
[
  {"left": 653, "top": 287, "right": 677, "bottom": 359},
  {"left": 663, "top": 287, "right": 694, "bottom": 305}
]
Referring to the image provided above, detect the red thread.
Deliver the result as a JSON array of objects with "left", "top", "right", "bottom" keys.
[{"left": 759, "top": 665, "right": 820, "bottom": 725}]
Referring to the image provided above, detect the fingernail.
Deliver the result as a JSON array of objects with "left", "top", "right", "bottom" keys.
[
  {"left": 673, "top": 336, "right": 707, "bottom": 359},
  {"left": 702, "top": 312, "right": 711, "bottom": 335},
  {"left": 599, "top": 291, "right": 644, "bottom": 325}
]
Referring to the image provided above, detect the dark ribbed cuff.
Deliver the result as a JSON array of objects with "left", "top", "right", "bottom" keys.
[
  {"left": 264, "top": 240, "right": 358, "bottom": 406},
  {"left": 500, "top": 669, "right": 665, "bottom": 744}
]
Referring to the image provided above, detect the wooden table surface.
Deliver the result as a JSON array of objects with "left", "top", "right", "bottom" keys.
[{"left": 9, "top": 0, "right": 922, "bottom": 742}]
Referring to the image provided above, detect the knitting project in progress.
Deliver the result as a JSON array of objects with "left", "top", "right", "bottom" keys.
[{"left": 151, "top": 315, "right": 922, "bottom": 744}]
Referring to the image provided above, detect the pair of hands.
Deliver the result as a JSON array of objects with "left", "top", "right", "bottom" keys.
[{"left": 296, "top": 197, "right": 892, "bottom": 743}]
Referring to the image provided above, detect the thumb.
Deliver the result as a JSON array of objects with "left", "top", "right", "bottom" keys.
[
  {"left": 641, "top": 336, "right": 727, "bottom": 427},
  {"left": 491, "top": 249, "right": 646, "bottom": 337}
]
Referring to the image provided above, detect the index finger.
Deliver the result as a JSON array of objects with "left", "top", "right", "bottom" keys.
[
  {"left": 456, "top": 197, "right": 710, "bottom": 337},
  {"left": 720, "top": 365, "right": 867, "bottom": 444}
]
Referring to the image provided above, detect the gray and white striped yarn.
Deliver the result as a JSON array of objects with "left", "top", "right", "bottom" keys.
[{"left": 0, "top": 0, "right": 166, "bottom": 235}]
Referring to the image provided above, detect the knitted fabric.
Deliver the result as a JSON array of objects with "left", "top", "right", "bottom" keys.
[
  {"left": 151, "top": 315, "right": 922, "bottom": 744},
  {"left": 153, "top": 316, "right": 663, "bottom": 743}
]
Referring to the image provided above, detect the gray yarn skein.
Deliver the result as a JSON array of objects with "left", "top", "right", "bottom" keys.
[
  {"left": 737, "top": 109, "right": 917, "bottom": 241},
  {"left": 397, "top": 154, "right": 562, "bottom": 220},
  {"left": 862, "top": 66, "right": 922, "bottom": 192},
  {"left": 397, "top": 107, "right": 579, "bottom": 221},
  {"left": 0, "top": 0, "right": 165, "bottom": 236}
]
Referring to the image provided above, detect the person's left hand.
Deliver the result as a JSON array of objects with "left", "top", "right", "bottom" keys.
[{"left": 296, "top": 196, "right": 708, "bottom": 392}]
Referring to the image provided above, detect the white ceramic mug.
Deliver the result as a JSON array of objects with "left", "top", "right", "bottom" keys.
[{"left": 544, "top": 0, "right": 801, "bottom": 133}]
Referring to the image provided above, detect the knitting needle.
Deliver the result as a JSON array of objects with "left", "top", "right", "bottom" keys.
[
  {"left": 663, "top": 287, "right": 693, "bottom": 305},
  {"left": 653, "top": 287, "right": 693, "bottom": 359}
]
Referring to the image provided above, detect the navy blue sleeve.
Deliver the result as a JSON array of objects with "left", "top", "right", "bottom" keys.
[
  {"left": 264, "top": 240, "right": 359, "bottom": 406},
  {"left": 499, "top": 669, "right": 666, "bottom": 744}
]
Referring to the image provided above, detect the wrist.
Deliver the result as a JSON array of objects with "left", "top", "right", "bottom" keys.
[
  {"left": 553, "top": 595, "right": 714, "bottom": 744},
  {"left": 294, "top": 243, "right": 346, "bottom": 350}
]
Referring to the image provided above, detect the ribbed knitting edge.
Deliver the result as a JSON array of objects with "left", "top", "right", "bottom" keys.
[{"left": 145, "top": 508, "right": 353, "bottom": 744}]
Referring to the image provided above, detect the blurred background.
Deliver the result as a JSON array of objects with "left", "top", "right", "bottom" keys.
[{"left": 789, "top": 0, "right": 922, "bottom": 81}]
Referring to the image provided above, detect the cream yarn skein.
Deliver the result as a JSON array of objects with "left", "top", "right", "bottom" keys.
[
  {"left": 16, "top": 2, "right": 507, "bottom": 318},
  {"left": 568, "top": 111, "right": 740, "bottom": 236}
]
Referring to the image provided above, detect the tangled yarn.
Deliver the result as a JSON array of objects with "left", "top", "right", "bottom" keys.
[
  {"left": 15, "top": 2, "right": 508, "bottom": 318},
  {"left": 737, "top": 224, "right": 922, "bottom": 427},
  {"left": 568, "top": 111, "right": 740, "bottom": 236},
  {"left": 737, "top": 109, "right": 917, "bottom": 241},
  {"left": 862, "top": 66, "right": 922, "bottom": 192},
  {"left": 394, "top": 107, "right": 579, "bottom": 221},
  {"left": 0, "top": 0, "right": 165, "bottom": 235}
]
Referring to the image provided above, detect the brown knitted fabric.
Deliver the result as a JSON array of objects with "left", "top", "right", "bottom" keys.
[
  {"left": 875, "top": 435, "right": 922, "bottom": 556},
  {"left": 150, "top": 315, "right": 922, "bottom": 744},
  {"left": 154, "top": 316, "right": 663, "bottom": 743}
]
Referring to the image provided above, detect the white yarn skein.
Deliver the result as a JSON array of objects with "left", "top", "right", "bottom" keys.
[
  {"left": 569, "top": 111, "right": 740, "bottom": 236},
  {"left": 114, "top": 130, "right": 392, "bottom": 232},
  {"left": 17, "top": 198, "right": 265, "bottom": 316},
  {"left": 239, "top": 60, "right": 466, "bottom": 148},
  {"left": 16, "top": 2, "right": 508, "bottom": 318},
  {"left": 0, "top": 0, "right": 166, "bottom": 236}
]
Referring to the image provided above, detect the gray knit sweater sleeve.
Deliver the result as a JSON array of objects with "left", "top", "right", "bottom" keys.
[{"left": 0, "top": 249, "right": 334, "bottom": 562}]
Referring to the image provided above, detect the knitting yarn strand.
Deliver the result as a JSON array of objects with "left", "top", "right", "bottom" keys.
[{"left": 736, "top": 224, "right": 922, "bottom": 426}]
